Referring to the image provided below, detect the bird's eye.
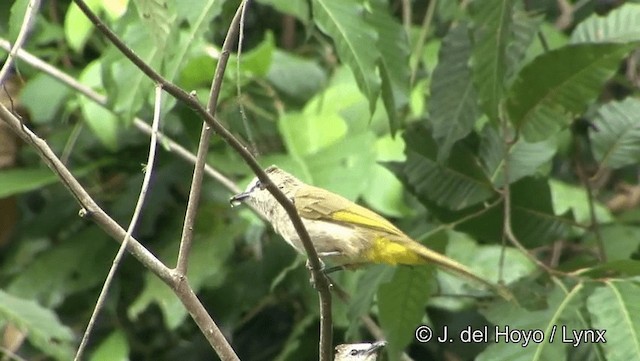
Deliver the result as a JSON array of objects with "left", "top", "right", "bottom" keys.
[{"left": 349, "top": 350, "right": 358, "bottom": 356}]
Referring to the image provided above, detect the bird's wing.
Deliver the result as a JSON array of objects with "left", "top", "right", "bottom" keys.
[{"left": 294, "top": 185, "right": 406, "bottom": 237}]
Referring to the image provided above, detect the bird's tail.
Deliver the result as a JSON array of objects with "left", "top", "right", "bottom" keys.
[{"left": 410, "top": 242, "right": 514, "bottom": 301}]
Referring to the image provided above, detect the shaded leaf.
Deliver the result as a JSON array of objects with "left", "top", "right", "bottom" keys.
[
  {"left": 591, "top": 98, "right": 640, "bottom": 169},
  {"left": 365, "top": 0, "right": 410, "bottom": 134},
  {"left": 429, "top": 23, "right": 478, "bottom": 161},
  {"left": 479, "top": 283, "right": 585, "bottom": 360},
  {"left": 507, "top": 43, "right": 636, "bottom": 141},
  {"left": 0, "top": 290, "right": 75, "bottom": 360},
  {"left": 89, "top": 331, "right": 129, "bottom": 361},
  {"left": 378, "top": 266, "right": 434, "bottom": 360},
  {"left": 470, "top": 0, "right": 515, "bottom": 121},
  {"left": 312, "top": 0, "right": 380, "bottom": 114},
  {"left": 572, "top": 3, "right": 640, "bottom": 44},
  {"left": 395, "top": 124, "right": 495, "bottom": 210},
  {"left": 480, "top": 125, "right": 556, "bottom": 187},
  {"left": 587, "top": 282, "right": 640, "bottom": 361}
]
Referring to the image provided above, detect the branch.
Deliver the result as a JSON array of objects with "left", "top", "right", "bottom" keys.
[
  {"left": 74, "top": 85, "right": 164, "bottom": 361},
  {"left": 177, "top": 1, "right": 247, "bottom": 275},
  {"left": 70, "top": 1, "right": 333, "bottom": 359},
  {"left": 0, "top": 0, "right": 40, "bottom": 85},
  {"left": 0, "top": 105, "right": 240, "bottom": 361}
]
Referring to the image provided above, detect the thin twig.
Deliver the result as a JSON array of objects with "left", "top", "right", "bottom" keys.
[
  {"left": 70, "top": 1, "right": 332, "bottom": 359},
  {"left": 176, "top": 1, "right": 248, "bottom": 275},
  {"left": 409, "top": 0, "right": 437, "bottom": 85},
  {"left": 0, "top": 105, "right": 240, "bottom": 361},
  {"left": 0, "top": 0, "right": 40, "bottom": 85},
  {"left": 498, "top": 107, "right": 560, "bottom": 275},
  {"left": 576, "top": 162, "right": 606, "bottom": 262},
  {"left": 74, "top": 85, "right": 163, "bottom": 361}
]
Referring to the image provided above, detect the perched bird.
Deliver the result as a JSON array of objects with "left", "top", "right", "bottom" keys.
[
  {"left": 334, "top": 341, "right": 386, "bottom": 361},
  {"left": 231, "top": 166, "right": 512, "bottom": 300}
]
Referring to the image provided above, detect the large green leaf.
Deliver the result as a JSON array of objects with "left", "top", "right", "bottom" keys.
[
  {"left": 479, "top": 283, "right": 586, "bottom": 361},
  {"left": 102, "top": 15, "right": 163, "bottom": 121},
  {"left": 0, "top": 165, "right": 98, "bottom": 198},
  {"left": 572, "top": 3, "right": 640, "bottom": 44},
  {"left": 507, "top": 43, "right": 636, "bottom": 142},
  {"left": 587, "top": 281, "right": 640, "bottom": 361},
  {"left": 378, "top": 266, "right": 434, "bottom": 360},
  {"left": 365, "top": 0, "right": 410, "bottom": 134},
  {"left": 470, "top": 0, "right": 514, "bottom": 121},
  {"left": 590, "top": 98, "right": 640, "bottom": 169},
  {"left": 0, "top": 290, "right": 75, "bottom": 360},
  {"left": 429, "top": 23, "right": 478, "bottom": 161},
  {"left": 133, "top": 0, "right": 175, "bottom": 49},
  {"left": 312, "top": 0, "right": 380, "bottom": 114},
  {"left": 8, "top": 228, "right": 112, "bottom": 306},
  {"left": 395, "top": 124, "right": 496, "bottom": 210},
  {"left": 480, "top": 126, "right": 556, "bottom": 187}
]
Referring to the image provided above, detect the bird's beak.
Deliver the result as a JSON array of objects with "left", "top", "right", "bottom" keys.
[
  {"left": 230, "top": 191, "right": 250, "bottom": 206},
  {"left": 364, "top": 341, "right": 386, "bottom": 355}
]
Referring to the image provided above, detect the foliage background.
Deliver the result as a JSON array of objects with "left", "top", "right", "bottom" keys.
[{"left": 2, "top": 0, "right": 640, "bottom": 360}]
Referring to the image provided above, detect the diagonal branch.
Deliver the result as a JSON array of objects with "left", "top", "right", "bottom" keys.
[
  {"left": 72, "top": 1, "right": 333, "bottom": 359},
  {"left": 0, "top": 105, "right": 240, "bottom": 361}
]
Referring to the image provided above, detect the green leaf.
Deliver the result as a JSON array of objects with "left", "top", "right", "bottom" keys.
[
  {"left": 591, "top": 98, "right": 640, "bottom": 169},
  {"left": 9, "top": 0, "right": 29, "bottom": 41},
  {"left": 470, "top": 0, "right": 515, "bottom": 121},
  {"left": 587, "top": 281, "right": 640, "bottom": 361},
  {"left": 278, "top": 110, "right": 348, "bottom": 158},
  {"left": 102, "top": 15, "right": 161, "bottom": 121},
  {"left": 64, "top": 0, "right": 102, "bottom": 52},
  {"left": 507, "top": 10, "right": 543, "bottom": 79},
  {"left": 588, "top": 225, "right": 640, "bottom": 262},
  {"left": 78, "top": 60, "right": 120, "bottom": 150},
  {"left": 479, "top": 283, "right": 588, "bottom": 360},
  {"left": 480, "top": 126, "right": 557, "bottom": 187},
  {"left": 448, "top": 178, "right": 572, "bottom": 247},
  {"left": 133, "top": 0, "right": 176, "bottom": 49},
  {"left": 362, "top": 135, "right": 410, "bottom": 217},
  {"left": 312, "top": 0, "right": 380, "bottom": 114},
  {"left": 0, "top": 290, "right": 75, "bottom": 360},
  {"left": 572, "top": 3, "right": 640, "bottom": 44},
  {"left": 0, "top": 165, "right": 97, "bottom": 198},
  {"left": 257, "top": 0, "right": 310, "bottom": 22},
  {"left": 365, "top": 0, "right": 410, "bottom": 134},
  {"left": 429, "top": 23, "right": 478, "bottom": 161},
  {"left": 549, "top": 180, "right": 613, "bottom": 226},
  {"left": 8, "top": 228, "right": 111, "bottom": 306},
  {"left": 396, "top": 124, "right": 495, "bottom": 210},
  {"left": 267, "top": 51, "right": 327, "bottom": 101},
  {"left": 507, "top": 43, "right": 636, "bottom": 142},
  {"left": 578, "top": 260, "right": 640, "bottom": 278},
  {"left": 20, "top": 73, "right": 71, "bottom": 124},
  {"left": 378, "top": 266, "right": 434, "bottom": 360},
  {"left": 89, "top": 330, "right": 129, "bottom": 361}
]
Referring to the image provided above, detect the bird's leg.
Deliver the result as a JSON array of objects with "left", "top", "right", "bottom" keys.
[
  {"left": 306, "top": 258, "right": 333, "bottom": 290},
  {"left": 323, "top": 262, "right": 366, "bottom": 274}
]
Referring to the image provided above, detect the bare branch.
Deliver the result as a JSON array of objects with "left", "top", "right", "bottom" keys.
[
  {"left": 74, "top": 85, "right": 164, "bottom": 361},
  {"left": 0, "top": 105, "right": 240, "bottom": 361},
  {"left": 0, "top": 0, "right": 40, "bottom": 85}
]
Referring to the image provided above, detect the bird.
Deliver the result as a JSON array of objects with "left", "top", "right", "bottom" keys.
[
  {"left": 231, "top": 165, "right": 513, "bottom": 300},
  {"left": 334, "top": 341, "right": 386, "bottom": 361}
]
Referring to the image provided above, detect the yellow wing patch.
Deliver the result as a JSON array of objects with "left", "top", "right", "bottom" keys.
[{"left": 364, "top": 237, "right": 426, "bottom": 265}]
